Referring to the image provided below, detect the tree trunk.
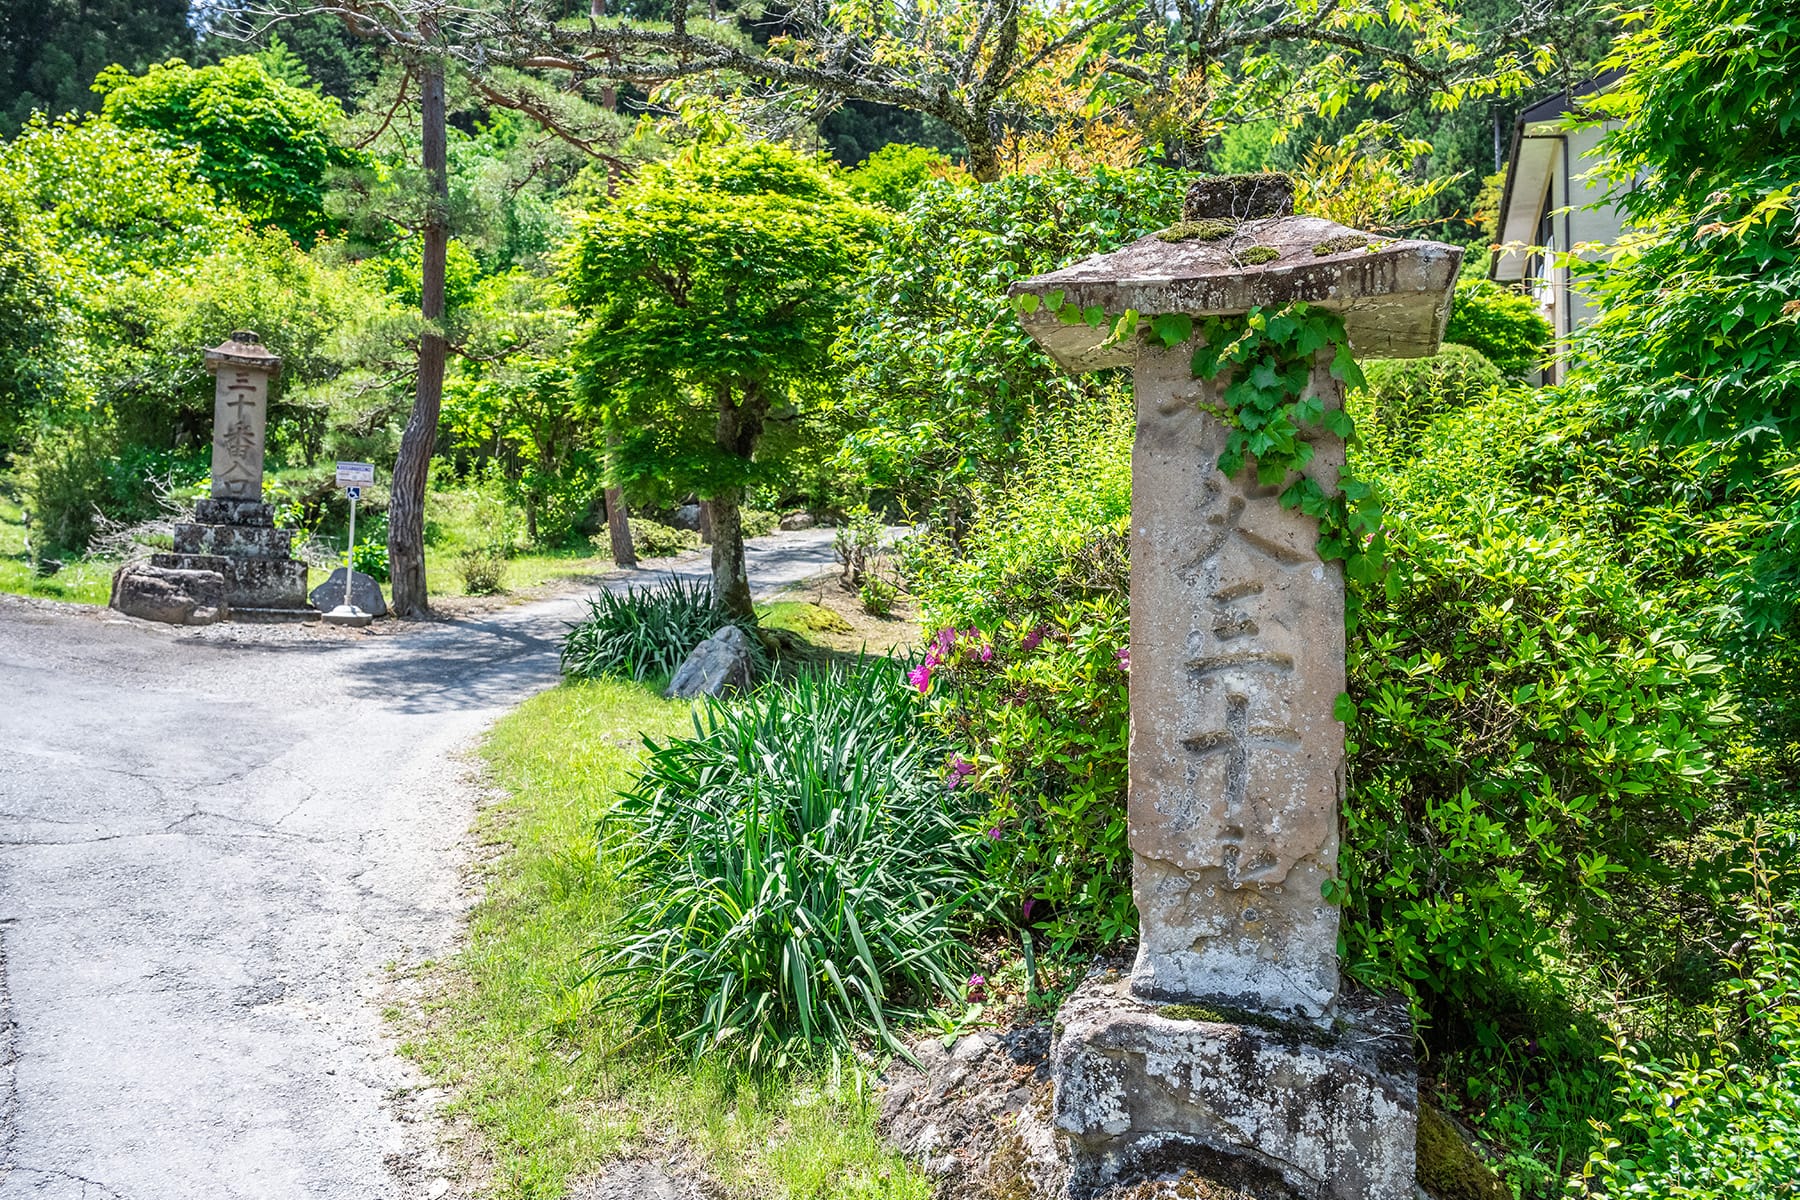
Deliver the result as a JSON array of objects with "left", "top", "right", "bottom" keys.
[
  {"left": 603, "top": 429, "right": 636, "bottom": 567},
  {"left": 709, "top": 382, "right": 766, "bottom": 620},
  {"left": 387, "top": 56, "right": 449, "bottom": 617},
  {"left": 708, "top": 494, "right": 750, "bottom": 618},
  {"left": 698, "top": 500, "right": 713, "bottom": 545},
  {"left": 965, "top": 127, "right": 1003, "bottom": 182}
]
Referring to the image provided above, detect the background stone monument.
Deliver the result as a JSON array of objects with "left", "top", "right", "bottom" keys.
[
  {"left": 1008, "top": 175, "right": 1460, "bottom": 1199},
  {"left": 117, "top": 332, "right": 315, "bottom": 623}
]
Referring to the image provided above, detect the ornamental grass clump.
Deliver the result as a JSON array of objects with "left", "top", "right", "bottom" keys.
[
  {"left": 560, "top": 577, "right": 756, "bottom": 681},
  {"left": 596, "top": 663, "right": 982, "bottom": 1068}
]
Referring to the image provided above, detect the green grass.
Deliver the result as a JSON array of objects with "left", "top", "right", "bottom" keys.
[
  {"left": 401, "top": 677, "right": 932, "bottom": 1200},
  {"left": 0, "top": 474, "right": 116, "bottom": 605},
  {"left": 424, "top": 545, "right": 623, "bottom": 601}
]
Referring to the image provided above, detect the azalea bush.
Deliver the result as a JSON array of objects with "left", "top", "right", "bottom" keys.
[{"left": 907, "top": 397, "right": 1135, "bottom": 949}]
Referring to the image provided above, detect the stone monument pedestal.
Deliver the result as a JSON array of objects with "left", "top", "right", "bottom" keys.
[
  {"left": 1046, "top": 971, "right": 1416, "bottom": 1200},
  {"left": 150, "top": 499, "right": 314, "bottom": 622}
]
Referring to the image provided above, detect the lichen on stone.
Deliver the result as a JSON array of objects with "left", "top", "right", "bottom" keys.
[
  {"left": 1312, "top": 234, "right": 1369, "bottom": 256},
  {"left": 1416, "top": 1103, "right": 1510, "bottom": 1200},
  {"left": 1238, "top": 245, "right": 1281, "bottom": 265},
  {"left": 1157, "top": 218, "right": 1238, "bottom": 243}
]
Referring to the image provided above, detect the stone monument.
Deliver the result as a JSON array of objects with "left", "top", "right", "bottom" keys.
[
  {"left": 1007, "top": 174, "right": 1460, "bottom": 1199},
  {"left": 143, "top": 332, "right": 314, "bottom": 622}
]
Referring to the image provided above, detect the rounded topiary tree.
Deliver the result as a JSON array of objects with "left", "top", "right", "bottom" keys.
[{"left": 563, "top": 140, "right": 880, "bottom": 618}]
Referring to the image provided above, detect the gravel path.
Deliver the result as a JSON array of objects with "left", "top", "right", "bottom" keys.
[{"left": 0, "top": 531, "right": 837, "bottom": 1200}]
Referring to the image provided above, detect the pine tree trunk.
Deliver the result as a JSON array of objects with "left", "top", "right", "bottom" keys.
[
  {"left": 603, "top": 429, "right": 635, "bottom": 567},
  {"left": 387, "top": 57, "right": 449, "bottom": 617}
]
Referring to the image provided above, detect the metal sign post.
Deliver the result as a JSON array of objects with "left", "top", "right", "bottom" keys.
[{"left": 324, "top": 462, "right": 376, "bottom": 627}]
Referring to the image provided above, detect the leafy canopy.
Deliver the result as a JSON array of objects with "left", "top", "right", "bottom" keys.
[{"left": 94, "top": 55, "right": 365, "bottom": 244}]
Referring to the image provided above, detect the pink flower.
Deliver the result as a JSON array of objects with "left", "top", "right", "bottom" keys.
[
  {"left": 947, "top": 756, "right": 976, "bottom": 788},
  {"left": 1117, "top": 646, "right": 1131, "bottom": 671},
  {"left": 1021, "top": 625, "right": 1048, "bottom": 652},
  {"left": 907, "top": 662, "right": 932, "bottom": 694},
  {"left": 986, "top": 826, "right": 1004, "bottom": 840},
  {"left": 933, "top": 627, "right": 958, "bottom": 657},
  {"left": 977, "top": 643, "right": 994, "bottom": 663},
  {"left": 1021, "top": 897, "right": 1036, "bottom": 922}
]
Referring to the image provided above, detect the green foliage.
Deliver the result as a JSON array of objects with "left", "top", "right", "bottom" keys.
[
  {"left": 561, "top": 577, "right": 753, "bottom": 681},
  {"left": 1444, "top": 279, "right": 1551, "bottom": 378},
  {"left": 1579, "top": 868, "right": 1800, "bottom": 1199},
  {"left": 837, "top": 166, "right": 1182, "bottom": 511},
  {"left": 908, "top": 399, "right": 1135, "bottom": 948},
  {"left": 598, "top": 663, "right": 979, "bottom": 1066},
  {"left": 1183, "top": 302, "right": 1384, "bottom": 586},
  {"left": 629, "top": 518, "right": 701, "bottom": 558},
  {"left": 1341, "top": 388, "right": 1736, "bottom": 1026},
  {"left": 349, "top": 512, "right": 390, "bottom": 581},
  {"left": 0, "top": 190, "right": 63, "bottom": 456},
  {"left": 845, "top": 143, "right": 961, "bottom": 211},
  {"left": 1359, "top": 343, "right": 1506, "bottom": 455},
  {"left": 1571, "top": 0, "right": 1800, "bottom": 458},
  {"left": 0, "top": 113, "right": 236, "bottom": 279},
  {"left": 858, "top": 576, "right": 898, "bottom": 617},
  {"left": 457, "top": 546, "right": 507, "bottom": 595},
  {"left": 740, "top": 508, "right": 780, "bottom": 539},
  {"left": 96, "top": 55, "right": 364, "bottom": 244},
  {"left": 0, "top": 0, "right": 196, "bottom": 137}
]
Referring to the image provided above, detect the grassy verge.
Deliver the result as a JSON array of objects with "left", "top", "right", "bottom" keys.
[
  {"left": 402, "top": 677, "right": 931, "bottom": 1200},
  {"left": 0, "top": 474, "right": 115, "bottom": 605},
  {"left": 424, "top": 545, "right": 620, "bottom": 601}
]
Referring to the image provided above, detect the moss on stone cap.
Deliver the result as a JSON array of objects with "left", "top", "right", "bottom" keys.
[
  {"left": 1238, "top": 245, "right": 1281, "bottom": 265},
  {"left": 1158, "top": 218, "right": 1238, "bottom": 243},
  {"left": 1313, "top": 234, "right": 1371, "bottom": 256}
]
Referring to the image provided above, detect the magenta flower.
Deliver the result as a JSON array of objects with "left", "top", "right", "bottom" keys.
[
  {"left": 1021, "top": 897, "right": 1036, "bottom": 922},
  {"left": 946, "top": 756, "right": 976, "bottom": 788},
  {"left": 1117, "top": 646, "right": 1131, "bottom": 671},
  {"left": 907, "top": 662, "right": 932, "bottom": 694},
  {"left": 986, "top": 826, "right": 1004, "bottom": 840},
  {"left": 933, "top": 627, "right": 958, "bottom": 657},
  {"left": 977, "top": 643, "right": 994, "bottom": 663},
  {"left": 1021, "top": 625, "right": 1048, "bottom": 652}
]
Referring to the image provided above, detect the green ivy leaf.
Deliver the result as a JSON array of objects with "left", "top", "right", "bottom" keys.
[
  {"left": 1151, "top": 312, "right": 1194, "bottom": 348},
  {"left": 1015, "top": 292, "right": 1041, "bottom": 314}
]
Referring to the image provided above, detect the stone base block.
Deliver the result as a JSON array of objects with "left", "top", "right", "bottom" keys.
[
  {"left": 1050, "top": 973, "right": 1416, "bottom": 1200},
  {"left": 173, "top": 521, "right": 295, "bottom": 559},
  {"left": 194, "top": 498, "right": 275, "bottom": 527},
  {"left": 151, "top": 552, "right": 308, "bottom": 611},
  {"left": 233, "top": 606, "right": 322, "bottom": 624},
  {"left": 109, "top": 564, "right": 228, "bottom": 626}
]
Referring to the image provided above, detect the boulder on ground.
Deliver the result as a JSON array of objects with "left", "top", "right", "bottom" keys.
[
  {"left": 309, "top": 568, "right": 388, "bottom": 617},
  {"left": 670, "top": 503, "right": 704, "bottom": 532},
  {"left": 665, "top": 625, "right": 756, "bottom": 699},
  {"left": 110, "top": 564, "right": 229, "bottom": 626},
  {"left": 779, "top": 511, "right": 816, "bottom": 531}
]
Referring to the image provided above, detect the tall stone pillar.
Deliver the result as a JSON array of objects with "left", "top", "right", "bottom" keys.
[
  {"left": 1008, "top": 175, "right": 1460, "bottom": 1199},
  {"left": 206, "top": 334, "right": 278, "bottom": 502},
  {"left": 145, "top": 332, "right": 316, "bottom": 622}
]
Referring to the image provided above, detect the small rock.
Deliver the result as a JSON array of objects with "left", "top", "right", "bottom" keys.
[
  {"left": 665, "top": 626, "right": 756, "bottom": 699},
  {"left": 309, "top": 567, "right": 388, "bottom": 617},
  {"left": 779, "top": 511, "right": 815, "bottom": 531},
  {"left": 109, "top": 564, "right": 228, "bottom": 626}
]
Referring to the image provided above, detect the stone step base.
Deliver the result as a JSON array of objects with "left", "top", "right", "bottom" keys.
[
  {"left": 194, "top": 498, "right": 274, "bottom": 527},
  {"left": 151, "top": 553, "right": 308, "bottom": 611},
  {"left": 232, "top": 606, "right": 322, "bottom": 624},
  {"left": 174, "top": 522, "right": 295, "bottom": 560}
]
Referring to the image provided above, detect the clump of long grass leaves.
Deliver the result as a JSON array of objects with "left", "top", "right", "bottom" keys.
[
  {"left": 560, "top": 576, "right": 758, "bottom": 681},
  {"left": 595, "top": 660, "right": 983, "bottom": 1070}
]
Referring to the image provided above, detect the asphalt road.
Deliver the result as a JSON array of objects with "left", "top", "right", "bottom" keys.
[{"left": 0, "top": 530, "right": 837, "bottom": 1200}]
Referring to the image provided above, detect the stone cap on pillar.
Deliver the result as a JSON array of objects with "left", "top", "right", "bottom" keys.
[
  {"left": 1010, "top": 173, "right": 1463, "bottom": 373},
  {"left": 203, "top": 331, "right": 282, "bottom": 376}
]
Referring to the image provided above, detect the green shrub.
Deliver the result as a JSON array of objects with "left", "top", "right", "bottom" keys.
[
  {"left": 598, "top": 663, "right": 980, "bottom": 1066},
  {"left": 1358, "top": 344, "right": 1505, "bottom": 456},
  {"left": 629, "top": 518, "right": 701, "bottom": 558},
  {"left": 561, "top": 577, "right": 753, "bottom": 681},
  {"left": 859, "top": 575, "right": 897, "bottom": 617},
  {"left": 348, "top": 513, "right": 389, "bottom": 581},
  {"left": 741, "top": 508, "right": 779, "bottom": 538},
  {"left": 457, "top": 546, "right": 507, "bottom": 595},
  {"left": 1580, "top": 873, "right": 1800, "bottom": 1199},
  {"left": 908, "top": 396, "right": 1136, "bottom": 949},
  {"left": 1444, "top": 278, "right": 1552, "bottom": 378}
]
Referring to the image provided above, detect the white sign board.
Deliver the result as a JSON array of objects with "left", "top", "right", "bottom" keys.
[{"left": 336, "top": 461, "right": 375, "bottom": 487}]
